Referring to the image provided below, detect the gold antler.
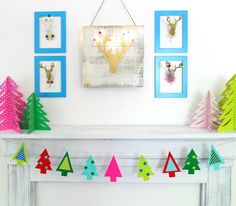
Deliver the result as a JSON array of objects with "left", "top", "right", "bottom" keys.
[
  {"left": 167, "top": 16, "right": 182, "bottom": 37},
  {"left": 95, "top": 32, "right": 133, "bottom": 73}
]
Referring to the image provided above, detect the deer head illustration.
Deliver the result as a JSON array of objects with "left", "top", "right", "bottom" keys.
[
  {"left": 164, "top": 61, "right": 183, "bottom": 83},
  {"left": 41, "top": 15, "right": 55, "bottom": 41},
  {"left": 166, "top": 16, "right": 182, "bottom": 37},
  {"left": 40, "top": 62, "right": 55, "bottom": 85},
  {"left": 94, "top": 31, "right": 134, "bottom": 73}
]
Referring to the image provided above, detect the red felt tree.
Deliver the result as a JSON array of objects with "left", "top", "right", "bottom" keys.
[
  {"left": 104, "top": 156, "right": 122, "bottom": 182},
  {"left": 163, "top": 152, "right": 181, "bottom": 178},
  {"left": 35, "top": 149, "right": 52, "bottom": 174},
  {"left": 0, "top": 76, "right": 25, "bottom": 133}
]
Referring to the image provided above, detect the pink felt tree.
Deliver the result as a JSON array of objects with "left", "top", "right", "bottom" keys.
[
  {"left": 104, "top": 156, "right": 122, "bottom": 182},
  {"left": 191, "top": 91, "right": 220, "bottom": 130},
  {"left": 0, "top": 77, "right": 25, "bottom": 133}
]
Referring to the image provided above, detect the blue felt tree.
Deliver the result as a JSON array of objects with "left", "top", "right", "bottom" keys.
[
  {"left": 12, "top": 143, "right": 29, "bottom": 166},
  {"left": 208, "top": 145, "right": 225, "bottom": 171},
  {"left": 82, "top": 156, "right": 98, "bottom": 180}
]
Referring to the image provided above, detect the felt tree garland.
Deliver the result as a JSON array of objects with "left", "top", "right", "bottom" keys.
[
  {"left": 191, "top": 91, "right": 220, "bottom": 130},
  {"left": 183, "top": 149, "right": 200, "bottom": 174},
  {"left": 218, "top": 76, "right": 236, "bottom": 132},
  {"left": 21, "top": 92, "right": 50, "bottom": 134},
  {"left": 56, "top": 152, "right": 74, "bottom": 176},
  {"left": 0, "top": 76, "right": 25, "bottom": 133},
  {"left": 35, "top": 149, "right": 52, "bottom": 174},
  {"left": 82, "top": 156, "right": 98, "bottom": 180},
  {"left": 12, "top": 143, "right": 28, "bottom": 166},
  {"left": 208, "top": 145, "right": 224, "bottom": 171},
  {"left": 137, "top": 155, "right": 154, "bottom": 181},
  {"left": 163, "top": 152, "right": 181, "bottom": 178},
  {"left": 104, "top": 156, "right": 122, "bottom": 182}
]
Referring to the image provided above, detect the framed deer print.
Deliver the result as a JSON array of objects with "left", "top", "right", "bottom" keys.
[
  {"left": 82, "top": 26, "right": 144, "bottom": 87},
  {"left": 34, "top": 56, "right": 66, "bottom": 97},
  {"left": 155, "top": 11, "right": 188, "bottom": 53},
  {"left": 34, "top": 11, "right": 66, "bottom": 53},
  {"left": 155, "top": 56, "right": 187, "bottom": 98}
]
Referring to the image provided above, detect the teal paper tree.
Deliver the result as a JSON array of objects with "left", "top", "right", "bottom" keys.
[
  {"left": 12, "top": 143, "right": 29, "bottom": 166},
  {"left": 21, "top": 92, "right": 50, "bottom": 134},
  {"left": 183, "top": 149, "right": 200, "bottom": 174},
  {"left": 137, "top": 155, "right": 154, "bottom": 181},
  {"left": 82, "top": 156, "right": 98, "bottom": 180},
  {"left": 208, "top": 145, "right": 224, "bottom": 171}
]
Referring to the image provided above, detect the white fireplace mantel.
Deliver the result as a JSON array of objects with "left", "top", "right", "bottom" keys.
[{"left": 1, "top": 125, "right": 236, "bottom": 206}]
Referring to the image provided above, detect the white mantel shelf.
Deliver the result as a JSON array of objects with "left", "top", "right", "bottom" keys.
[
  {"left": 1, "top": 125, "right": 236, "bottom": 140},
  {"left": 1, "top": 125, "right": 236, "bottom": 206}
]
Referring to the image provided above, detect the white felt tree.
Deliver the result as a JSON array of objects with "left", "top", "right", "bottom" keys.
[{"left": 190, "top": 91, "right": 220, "bottom": 130}]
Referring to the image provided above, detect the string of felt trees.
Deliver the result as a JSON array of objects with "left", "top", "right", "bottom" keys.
[{"left": 12, "top": 143, "right": 225, "bottom": 182}]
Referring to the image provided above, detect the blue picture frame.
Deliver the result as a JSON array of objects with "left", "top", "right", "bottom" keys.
[
  {"left": 155, "top": 10, "right": 188, "bottom": 53},
  {"left": 34, "top": 11, "right": 66, "bottom": 53},
  {"left": 35, "top": 56, "right": 66, "bottom": 97},
  {"left": 155, "top": 56, "right": 187, "bottom": 98}
]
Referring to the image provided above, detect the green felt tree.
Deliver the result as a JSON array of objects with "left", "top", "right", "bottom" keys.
[
  {"left": 183, "top": 149, "right": 200, "bottom": 174},
  {"left": 219, "top": 74, "right": 236, "bottom": 109},
  {"left": 137, "top": 155, "right": 154, "bottom": 181},
  {"left": 12, "top": 142, "right": 29, "bottom": 166},
  {"left": 82, "top": 156, "right": 98, "bottom": 180},
  {"left": 21, "top": 92, "right": 50, "bottom": 134},
  {"left": 56, "top": 152, "right": 73, "bottom": 176},
  {"left": 218, "top": 77, "right": 236, "bottom": 132}
]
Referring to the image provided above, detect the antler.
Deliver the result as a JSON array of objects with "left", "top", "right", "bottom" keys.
[
  {"left": 40, "top": 63, "right": 47, "bottom": 71},
  {"left": 49, "top": 63, "right": 55, "bottom": 72},
  {"left": 176, "top": 16, "right": 182, "bottom": 23}
]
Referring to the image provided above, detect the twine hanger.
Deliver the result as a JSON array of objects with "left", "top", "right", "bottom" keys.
[{"left": 90, "top": 0, "right": 136, "bottom": 26}]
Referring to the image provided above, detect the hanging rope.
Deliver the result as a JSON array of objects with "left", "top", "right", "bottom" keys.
[{"left": 90, "top": 0, "right": 136, "bottom": 26}]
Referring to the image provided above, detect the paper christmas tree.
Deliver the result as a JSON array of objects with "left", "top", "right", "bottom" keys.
[
  {"left": 104, "top": 156, "right": 122, "bottom": 182},
  {"left": 163, "top": 152, "right": 181, "bottom": 178},
  {"left": 21, "top": 92, "right": 50, "bottom": 134},
  {"left": 191, "top": 91, "right": 220, "bottom": 130},
  {"left": 218, "top": 77, "right": 236, "bottom": 132},
  {"left": 56, "top": 152, "right": 73, "bottom": 176},
  {"left": 0, "top": 76, "right": 25, "bottom": 133},
  {"left": 137, "top": 155, "right": 154, "bottom": 181},
  {"left": 219, "top": 74, "right": 236, "bottom": 109},
  {"left": 208, "top": 145, "right": 224, "bottom": 171},
  {"left": 82, "top": 156, "right": 98, "bottom": 180},
  {"left": 35, "top": 149, "right": 52, "bottom": 174},
  {"left": 183, "top": 149, "right": 200, "bottom": 174},
  {"left": 12, "top": 143, "right": 28, "bottom": 166}
]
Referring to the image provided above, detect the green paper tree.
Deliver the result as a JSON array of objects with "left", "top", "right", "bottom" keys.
[
  {"left": 219, "top": 74, "right": 236, "bottom": 109},
  {"left": 183, "top": 149, "right": 200, "bottom": 174},
  {"left": 137, "top": 155, "right": 154, "bottom": 181},
  {"left": 12, "top": 143, "right": 29, "bottom": 166},
  {"left": 21, "top": 92, "right": 50, "bottom": 134},
  {"left": 82, "top": 156, "right": 98, "bottom": 180},
  {"left": 56, "top": 152, "right": 73, "bottom": 176},
  {"left": 218, "top": 78, "right": 236, "bottom": 132}
]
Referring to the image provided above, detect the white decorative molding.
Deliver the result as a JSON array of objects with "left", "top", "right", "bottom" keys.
[{"left": 1, "top": 125, "right": 236, "bottom": 206}]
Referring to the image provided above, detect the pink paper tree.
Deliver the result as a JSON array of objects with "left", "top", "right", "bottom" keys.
[
  {"left": 104, "top": 156, "right": 122, "bottom": 182},
  {"left": 0, "top": 77, "right": 25, "bottom": 133},
  {"left": 191, "top": 91, "right": 220, "bottom": 130}
]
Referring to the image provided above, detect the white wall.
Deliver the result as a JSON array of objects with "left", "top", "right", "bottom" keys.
[{"left": 0, "top": 0, "right": 236, "bottom": 205}]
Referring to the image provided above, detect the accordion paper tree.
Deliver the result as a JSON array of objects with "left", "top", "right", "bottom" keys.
[
  {"left": 82, "top": 156, "right": 98, "bottom": 180},
  {"left": 163, "top": 152, "right": 181, "bottom": 178},
  {"left": 219, "top": 74, "right": 236, "bottom": 109},
  {"left": 21, "top": 92, "right": 50, "bottom": 134},
  {"left": 0, "top": 76, "right": 25, "bottom": 133},
  {"left": 218, "top": 76, "right": 236, "bottom": 132},
  {"left": 12, "top": 143, "right": 28, "bottom": 166},
  {"left": 183, "top": 149, "right": 200, "bottom": 174},
  {"left": 35, "top": 149, "right": 52, "bottom": 174},
  {"left": 104, "top": 156, "right": 122, "bottom": 182},
  {"left": 208, "top": 145, "right": 224, "bottom": 171},
  {"left": 137, "top": 155, "right": 154, "bottom": 181},
  {"left": 56, "top": 152, "right": 73, "bottom": 176},
  {"left": 191, "top": 91, "right": 220, "bottom": 130}
]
